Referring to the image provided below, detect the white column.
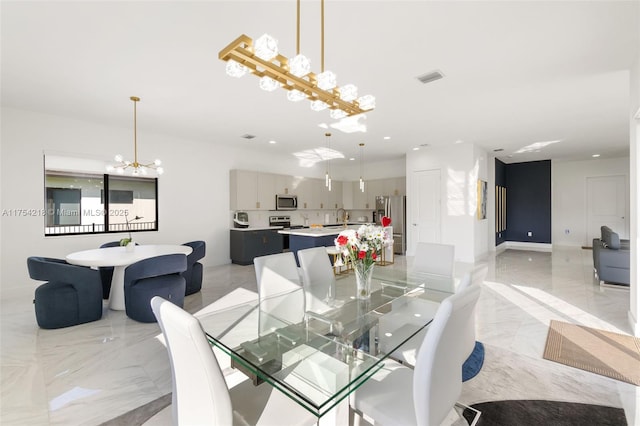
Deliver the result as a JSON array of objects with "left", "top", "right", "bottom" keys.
[{"left": 630, "top": 45, "right": 640, "bottom": 337}]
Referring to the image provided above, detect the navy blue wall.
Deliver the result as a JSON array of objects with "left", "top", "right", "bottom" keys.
[{"left": 505, "top": 160, "right": 552, "bottom": 243}]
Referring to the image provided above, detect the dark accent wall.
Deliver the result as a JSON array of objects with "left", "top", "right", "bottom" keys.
[{"left": 505, "top": 160, "right": 551, "bottom": 244}]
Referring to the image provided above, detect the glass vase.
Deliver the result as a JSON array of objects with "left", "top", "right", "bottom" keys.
[{"left": 355, "top": 262, "right": 374, "bottom": 300}]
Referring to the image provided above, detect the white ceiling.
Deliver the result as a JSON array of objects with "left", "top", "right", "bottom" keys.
[{"left": 2, "top": 1, "right": 638, "bottom": 167}]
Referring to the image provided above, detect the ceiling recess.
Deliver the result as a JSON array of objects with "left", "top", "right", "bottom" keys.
[
  {"left": 416, "top": 70, "right": 445, "bottom": 85},
  {"left": 241, "top": 134, "right": 256, "bottom": 139}
]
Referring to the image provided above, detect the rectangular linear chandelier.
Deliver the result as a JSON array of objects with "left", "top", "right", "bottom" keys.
[{"left": 219, "top": 0, "right": 374, "bottom": 118}]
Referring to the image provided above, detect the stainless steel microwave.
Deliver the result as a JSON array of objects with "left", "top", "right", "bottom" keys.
[{"left": 275, "top": 194, "right": 297, "bottom": 210}]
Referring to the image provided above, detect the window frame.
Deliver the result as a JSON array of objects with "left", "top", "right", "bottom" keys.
[{"left": 44, "top": 171, "right": 159, "bottom": 237}]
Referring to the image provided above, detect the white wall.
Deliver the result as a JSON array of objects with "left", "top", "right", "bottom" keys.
[
  {"left": 0, "top": 107, "right": 379, "bottom": 295},
  {"left": 552, "top": 157, "right": 630, "bottom": 247},
  {"left": 406, "top": 142, "right": 488, "bottom": 264}
]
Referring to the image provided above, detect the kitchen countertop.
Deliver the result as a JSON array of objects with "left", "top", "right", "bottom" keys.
[
  {"left": 230, "top": 226, "right": 283, "bottom": 232},
  {"left": 278, "top": 225, "right": 362, "bottom": 237}
]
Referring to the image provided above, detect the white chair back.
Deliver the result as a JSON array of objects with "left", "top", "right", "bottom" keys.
[
  {"left": 456, "top": 272, "right": 472, "bottom": 293},
  {"left": 297, "top": 247, "right": 336, "bottom": 312},
  {"left": 413, "top": 242, "right": 455, "bottom": 277},
  {"left": 412, "top": 284, "right": 482, "bottom": 426},
  {"left": 151, "top": 296, "right": 232, "bottom": 426},
  {"left": 253, "top": 252, "right": 305, "bottom": 334}
]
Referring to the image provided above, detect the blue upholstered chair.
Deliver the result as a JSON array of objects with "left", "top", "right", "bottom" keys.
[
  {"left": 98, "top": 241, "right": 121, "bottom": 299},
  {"left": 27, "top": 256, "right": 103, "bottom": 329},
  {"left": 182, "top": 240, "right": 205, "bottom": 295},
  {"left": 124, "top": 254, "right": 187, "bottom": 323}
]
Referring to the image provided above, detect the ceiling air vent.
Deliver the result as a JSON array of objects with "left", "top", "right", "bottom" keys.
[
  {"left": 416, "top": 70, "right": 444, "bottom": 85},
  {"left": 240, "top": 134, "right": 256, "bottom": 139}
]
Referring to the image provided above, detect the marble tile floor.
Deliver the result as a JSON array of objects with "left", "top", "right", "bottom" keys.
[{"left": 1, "top": 247, "right": 637, "bottom": 425}]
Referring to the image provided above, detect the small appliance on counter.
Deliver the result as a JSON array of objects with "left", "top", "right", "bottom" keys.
[{"left": 233, "top": 211, "right": 249, "bottom": 228}]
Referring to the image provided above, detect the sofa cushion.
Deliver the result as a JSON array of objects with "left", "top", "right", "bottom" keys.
[{"left": 601, "top": 226, "right": 620, "bottom": 250}]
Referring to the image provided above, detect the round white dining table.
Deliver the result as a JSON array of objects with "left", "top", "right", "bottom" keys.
[{"left": 66, "top": 244, "right": 193, "bottom": 311}]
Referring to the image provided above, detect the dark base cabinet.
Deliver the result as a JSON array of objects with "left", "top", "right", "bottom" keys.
[{"left": 230, "top": 230, "right": 284, "bottom": 265}]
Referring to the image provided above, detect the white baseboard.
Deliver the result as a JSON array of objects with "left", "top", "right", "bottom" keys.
[{"left": 501, "top": 241, "right": 553, "bottom": 252}]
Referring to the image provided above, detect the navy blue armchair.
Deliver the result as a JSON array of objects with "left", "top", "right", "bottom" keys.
[
  {"left": 124, "top": 254, "right": 187, "bottom": 323},
  {"left": 27, "top": 256, "right": 103, "bottom": 329},
  {"left": 98, "top": 241, "right": 121, "bottom": 299},
  {"left": 182, "top": 240, "right": 206, "bottom": 295}
]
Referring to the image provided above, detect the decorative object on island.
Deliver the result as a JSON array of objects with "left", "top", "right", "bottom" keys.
[
  {"left": 219, "top": 0, "right": 374, "bottom": 118},
  {"left": 107, "top": 96, "right": 164, "bottom": 176},
  {"left": 120, "top": 213, "right": 143, "bottom": 251},
  {"left": 359, "top": 142, "right": 366, "bottom": 193},
  {"left": 334, "top": 224, "right": 392, "bottom": 299}
]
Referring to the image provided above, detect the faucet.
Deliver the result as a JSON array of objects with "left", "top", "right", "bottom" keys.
[{"left": 337, "top": 208, "right": 348, "bottom": 228}]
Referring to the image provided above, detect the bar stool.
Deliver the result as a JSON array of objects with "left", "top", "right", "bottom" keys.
[{"left": 325, "top": 246, "right": 350, "bottom": 275}]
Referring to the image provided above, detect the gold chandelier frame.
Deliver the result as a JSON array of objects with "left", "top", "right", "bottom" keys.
[{"left": 219, "top": 0, "right": 374, "bottom": 117}]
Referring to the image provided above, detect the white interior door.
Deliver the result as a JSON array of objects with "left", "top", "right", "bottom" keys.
[
  {"left": 586, "top": 175, "right": 626, "bottom": 245},
  {"left": 409, "top": 169, "right": 441, "bottom": 254}
]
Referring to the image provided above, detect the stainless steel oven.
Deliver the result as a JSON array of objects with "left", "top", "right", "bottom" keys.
[{"left": 269, "top": 216, "right": 291, "bottom": 251}]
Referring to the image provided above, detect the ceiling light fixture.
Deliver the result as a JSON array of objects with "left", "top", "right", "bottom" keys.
[
  {"left": 325, "top": 132, "right": 332, "bottom": 191},
  {"left": 219, "top": 0, "right": 374, "bottom": 118},
  {"left": 359, "top": 142, "right": 365, "bottom": 193},
  {"left": 107, "top": 97, "right": 163, "bottom": 176}
]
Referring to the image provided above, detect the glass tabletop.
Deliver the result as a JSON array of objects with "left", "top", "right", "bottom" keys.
[
  {"left": 372, "top": 267, "right": 458, "bottom": 294},
  {"left": 198, "top": 269, "right": 454, "bottom": 418}
]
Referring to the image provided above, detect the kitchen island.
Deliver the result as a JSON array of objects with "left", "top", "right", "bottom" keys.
[{"left": 279, "top": 225, "right": 362, "bottom": 264}]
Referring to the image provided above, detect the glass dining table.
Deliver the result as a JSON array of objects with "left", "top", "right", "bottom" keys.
[{"left": 197, "top": 269, "right": 454, "bottom": 421}]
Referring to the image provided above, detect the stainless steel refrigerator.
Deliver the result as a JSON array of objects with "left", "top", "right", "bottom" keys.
[{"left": 375, "top": 195, "right": 406, "bottom": 255}]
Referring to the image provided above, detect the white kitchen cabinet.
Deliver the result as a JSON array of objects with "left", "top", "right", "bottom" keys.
[
  {"left": 296, "top": 177, "right": 313, "bottom": 209},
  {"left": 366, "top": 179, "right": 384, "bottom": 209},
  {"left": 230, "top": 170, "right": 258, "bottom": 210},
  {"left": 311, "top": 178, "right": 328, "bottom": 210},
  {"left": 257, "top": 172, "right": 276, "bottom": 210},
  {"left": 230, "top": 170, "right": 275, "bottom": 210},
  {"left": 383, "top": 177, "right": 406, "bottom": 196},
  {"left": 328, "top": 180, "right": 343, "bottom": 210},
  {"left": 275, "top": 174, "right": 295, "bottom": 196},
  {"left": 352, "top": 181, "right": 367, "bottom": 209}
]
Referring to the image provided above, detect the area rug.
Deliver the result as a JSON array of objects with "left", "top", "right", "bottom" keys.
[
  {"left": 462, "top": 400, "right": 627, "bottom": 426},
  {"left": 543, "top": 319, "right": 640, "bottom": 386},
  {"left": 462, "top": 341, "right": 484, "bottom": 382}
]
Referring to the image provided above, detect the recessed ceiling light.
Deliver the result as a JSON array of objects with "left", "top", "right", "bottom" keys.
[
  {"left": 592, "top": 154, "right": 600, "bottom": 158},
  {"left": 240, "top": 134, "right": 256, "bottom": 139},
  {"left": 455, "top": 140, "right": 463, "bottom": 144},
  {"left": 318, "top": 123, "right": 329, "bottom": 129},
  {"left": 413, "top": 147, "right": 419, "bottom": 151},
  {"left": 383, "top": 136, "right": 391, "bottom": 140},
  {"left": 349, "top": 157, "right": 355, "bottom": 161},
  {"left": 269, "top": 140, "right": 277, "bottom": 144},
  {"left": 493, "top": 148, "right": 504, "bottom": 152}
]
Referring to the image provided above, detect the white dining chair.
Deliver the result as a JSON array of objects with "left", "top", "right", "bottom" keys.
[
  {"left": 381, "top": 272, "right": 472, "bottom": 367},
  {"left": 149, "top": 296, "right": 316, "bottom": 426},
  {"left": 352, "top": 284, "right": 482, "bottom": 426},
  {"left": 297, "top": 246, "right": 338, "bottom": 313},
  {"left": 413, "top": 242, "right": 455, "bottom": 278},
  {"left": 253, "top": 252, "right": 306, "bottom": 334}
]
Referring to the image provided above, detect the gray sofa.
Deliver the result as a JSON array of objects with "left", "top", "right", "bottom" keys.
[{"left": 592, "top": 226, "right": 630, "bottom": 286}]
